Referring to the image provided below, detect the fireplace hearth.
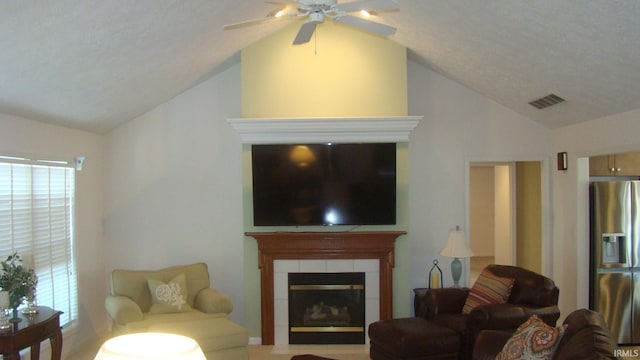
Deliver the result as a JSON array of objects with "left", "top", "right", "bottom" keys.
[{"left": 289, "top": 272, "right": 365, "bottom": 344}]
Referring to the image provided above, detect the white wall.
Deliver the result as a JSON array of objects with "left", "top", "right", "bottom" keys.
[
  {"left": 407, "top": 60, "right": 553, "bottom": 294},
  {"left": 103, "top": 64, "right": 245, "bottom": 324},
  {"left": 0, "top": 113, "right": 105, "bottom": 357}
]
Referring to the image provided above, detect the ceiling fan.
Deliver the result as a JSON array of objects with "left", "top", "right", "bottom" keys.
[{"left": 223, "top": 0, "right": 399, "bottom": 45}]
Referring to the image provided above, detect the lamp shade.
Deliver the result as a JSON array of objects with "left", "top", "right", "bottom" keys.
[
  {"left": 440, "top": 227, "right": 474, "bottom": 258},
  {"left": 94, "top": 333, "right": 206, "bottom": 360}
]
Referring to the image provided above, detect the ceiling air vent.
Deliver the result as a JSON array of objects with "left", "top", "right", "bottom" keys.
[{"left": 528, "top": 94, "right": 565, "bottom": 109}]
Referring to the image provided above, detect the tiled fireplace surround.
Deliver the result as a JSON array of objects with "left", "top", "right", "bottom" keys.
[
  {"left": 247, "top": 231, "right": 405, "bottom": 345},
  {"left": 274, "top": 258, "right": 378, "bottom": 344}
]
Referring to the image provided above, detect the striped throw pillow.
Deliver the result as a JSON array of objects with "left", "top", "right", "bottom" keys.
[{"left": 462, "top": 269, "right": 514, "bottom": 314}]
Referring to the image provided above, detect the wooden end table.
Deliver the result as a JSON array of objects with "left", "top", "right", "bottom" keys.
[{"left": 0, "top": 306, "right": 63, "bottom": 360}]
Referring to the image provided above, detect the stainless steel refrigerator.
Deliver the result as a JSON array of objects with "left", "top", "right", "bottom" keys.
[{"left": 590, "top": 180, "right": 640, "bottom": 344}]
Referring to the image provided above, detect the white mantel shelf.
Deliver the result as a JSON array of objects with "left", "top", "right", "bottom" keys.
[{"left": 227, "top": 116, "right": 423, "bottom": 144}]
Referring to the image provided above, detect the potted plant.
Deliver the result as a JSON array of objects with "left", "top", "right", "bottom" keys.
[{"left": 0, "top": 252, "right": 38, "bottom": 322}]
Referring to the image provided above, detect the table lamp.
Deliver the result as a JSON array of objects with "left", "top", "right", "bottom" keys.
[
  {"left": 94, "top": 333, "right": 206, "bottom": 360},
  {"left": 440, "top": 226, "right": 474, "bottom": 287}
]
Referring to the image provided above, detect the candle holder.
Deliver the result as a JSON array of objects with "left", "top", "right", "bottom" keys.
[{"left": 428, "top": 259, "right": 443, "bottom": 289}]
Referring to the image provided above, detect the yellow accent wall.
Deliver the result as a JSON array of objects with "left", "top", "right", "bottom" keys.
[
  {"left": 516, "top": 161, "right": 542, "bottom": 273},
  {"left": 241, "top": 21, "right": 407, "bottom": 117}
]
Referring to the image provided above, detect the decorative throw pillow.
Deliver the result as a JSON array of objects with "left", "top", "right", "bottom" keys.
[
  {"left": 495, "top": 314, "right": 566, "bottom": 360},
  {"left": 147, "top": 273, "right": 192, "bottom": 314},
  {"left": 462, "top": 269, "right": 515, "bottom": 314}
]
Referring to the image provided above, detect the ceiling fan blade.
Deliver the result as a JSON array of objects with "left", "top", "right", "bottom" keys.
[
  {"left": 335, "top": 0, "right": 399, "bottom": 13},
  {"left": 333, "top": 15, "right": 396, "bottom": 36},
  {"left": 266, "top": 1, "right": 315, "bottom": 14},
  {"left": 265, "top": 0, "right": 299, "bottom": 5},
  {"left": 223, "top": 12, "right": 298, "bottom": 30},
  {"left": 293, "top": 20, "right": 318, "bottom": 45},
  {"left": 223, "top": 17, "right": 280, "bottom": 30}
]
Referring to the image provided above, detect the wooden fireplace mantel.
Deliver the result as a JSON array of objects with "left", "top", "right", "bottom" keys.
[{"left": 246, "top": 230, "right": 406, "bottom": 345}]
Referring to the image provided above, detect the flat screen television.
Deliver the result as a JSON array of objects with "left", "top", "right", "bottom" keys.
[{"left": 251, "top": 143, "right": 396, "bottom": 226}]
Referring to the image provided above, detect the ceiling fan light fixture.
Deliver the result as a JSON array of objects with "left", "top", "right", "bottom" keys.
[
  {"left": 308, "top": 11, "right": 325, "bottom": 23},
  {"left": 225, "top": 0, "right": 399, "bottom": 44}
]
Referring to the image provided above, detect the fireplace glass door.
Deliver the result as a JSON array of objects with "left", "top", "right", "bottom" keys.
[{"left": 288, "top": 272, "right": 365, "bottom": 344}]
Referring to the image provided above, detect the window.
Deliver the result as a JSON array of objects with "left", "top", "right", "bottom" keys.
[{"left": 0, "top": 157, "right": 78, "bottom": 326}]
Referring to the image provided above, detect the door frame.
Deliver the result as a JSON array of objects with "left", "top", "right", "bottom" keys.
[{"left": 465, "top": 156, "right": 553, "bottom": 277}]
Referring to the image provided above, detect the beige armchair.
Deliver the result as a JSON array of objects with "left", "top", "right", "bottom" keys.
[{"left": 104, "top": 262, "right": 248, "bottom": 360}]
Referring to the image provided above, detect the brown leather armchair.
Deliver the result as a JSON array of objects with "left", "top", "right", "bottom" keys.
[
  {"left": 472, "top": 309, "right": 618, "bottom": 360},
  {"left": 421, "top": 265, "right": 561, "bottom": 359}
]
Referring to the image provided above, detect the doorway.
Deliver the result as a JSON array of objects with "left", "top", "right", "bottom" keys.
[{"left": 468, "top": 161, "right": 544, "bottom": 284}]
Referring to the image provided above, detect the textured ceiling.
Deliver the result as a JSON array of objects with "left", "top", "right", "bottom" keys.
[{"left": 1, "top": 1, "right": 639, "bottom": 133}]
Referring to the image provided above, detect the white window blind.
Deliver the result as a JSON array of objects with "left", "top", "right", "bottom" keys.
[{"left": 0, "top": 160, "right": 78, "bottom": 326}]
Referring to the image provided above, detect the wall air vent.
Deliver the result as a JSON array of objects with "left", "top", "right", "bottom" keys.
[{"left": 528, "top": 94, "right": 565, "bottom": 109}]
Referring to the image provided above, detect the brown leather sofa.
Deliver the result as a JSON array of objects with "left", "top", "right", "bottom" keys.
[
  {"left": 421, "top": 265, "right": 561, "bottom": 359},
  {"left": 472, "top": 308, "right": 619, "bottom": 359}
]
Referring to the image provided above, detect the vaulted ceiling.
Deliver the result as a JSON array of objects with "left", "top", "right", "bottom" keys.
[{"left": 1, "top": 1, "right": 639, "bottom": 134}]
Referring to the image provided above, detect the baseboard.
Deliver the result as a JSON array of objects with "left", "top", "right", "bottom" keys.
[{"left": 249, "top": 337, "right": 262, "bottom": 345}]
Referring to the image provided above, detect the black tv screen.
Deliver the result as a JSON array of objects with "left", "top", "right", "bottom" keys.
[{"left": 251, "top": 143, "right": 396, "bottom": 226}]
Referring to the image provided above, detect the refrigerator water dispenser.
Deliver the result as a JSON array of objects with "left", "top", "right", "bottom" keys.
[{"left": 602, "top": 233, "right": 627, "bottom": 265}]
